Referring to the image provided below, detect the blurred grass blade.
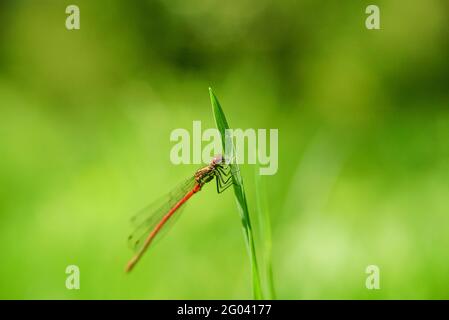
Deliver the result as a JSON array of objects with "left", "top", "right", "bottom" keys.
[
  {"left": 254, "top": 164, "right": 276, "bottom": 299},
  {"left": 209, "top": 87, "right": 263, "bottom": 300}
]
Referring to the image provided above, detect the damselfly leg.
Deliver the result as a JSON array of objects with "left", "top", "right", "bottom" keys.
[{"left": 215, "top": 164, "right": 234, "bottom": 194}]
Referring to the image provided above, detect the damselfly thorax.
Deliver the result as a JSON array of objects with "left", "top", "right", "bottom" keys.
[{"left": 194, "top": 154, "right": 232, "bottom": 193}]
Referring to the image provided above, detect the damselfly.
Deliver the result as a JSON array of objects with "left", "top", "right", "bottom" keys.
[{"left": 125, "top": 154, "right": 233, "bottom": 272}]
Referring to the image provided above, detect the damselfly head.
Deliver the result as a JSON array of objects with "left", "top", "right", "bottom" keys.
[{"left": 211, "top": 154, "right": 225, "bottom": 166}]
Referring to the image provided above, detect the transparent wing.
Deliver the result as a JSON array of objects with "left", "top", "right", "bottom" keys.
[{"left": 127, "top": 177, "right": 196, "bottom": 253}]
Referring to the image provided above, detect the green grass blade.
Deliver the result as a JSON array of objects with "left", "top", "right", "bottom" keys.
[
  {"left": 209, "top": 87, "right": 263, "bottom": 300},
  {"left": 254, "top": 164, "right": 276, "bottom": 299}
]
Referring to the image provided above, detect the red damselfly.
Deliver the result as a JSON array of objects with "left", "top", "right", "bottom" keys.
[{"left": 125, "top": 154, "right": 233, "bottom": 272}]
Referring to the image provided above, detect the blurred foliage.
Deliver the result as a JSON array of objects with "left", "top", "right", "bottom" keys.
[{"left": 0, "top": 0, "right": 448, "bottom": 299}]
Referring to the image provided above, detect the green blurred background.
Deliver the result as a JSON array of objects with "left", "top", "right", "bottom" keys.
[{"left": 0, "top": 0, "right": 448, "bottom": 299}]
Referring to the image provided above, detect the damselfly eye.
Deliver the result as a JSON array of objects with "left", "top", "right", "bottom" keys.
[{"left": 211, "top": 154, "right": 224, "bottom": 165}]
